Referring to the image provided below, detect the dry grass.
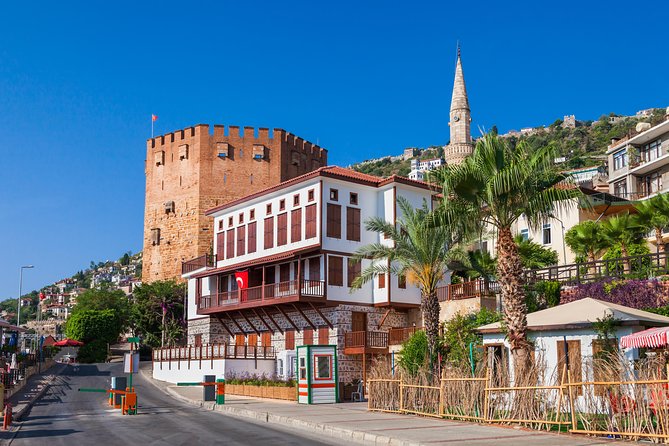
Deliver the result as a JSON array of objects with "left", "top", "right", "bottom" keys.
[{"left": 368, "top": 353, "right": 669, "bottom": 442}]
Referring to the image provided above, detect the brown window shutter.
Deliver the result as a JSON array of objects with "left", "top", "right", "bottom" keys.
[
  {"left": 398, "top": 274, "right": 406, "bottom": 289},
  {"left": 216, "top": 231, "right": 225, "bottom": 261},
  {"left": 346, "top": 207, "right": 361, "bottom": 241},
  {"left": 279, "top": 263, "right": 290, "bottom": 282},
  {"left": 247, "top": 222, "right": 257, "bottom": 254},
  {"left": 291, "top": 208, "right": 302, "bottom": 243},
  {"left": 557, "top": 340, "right": 583, "bottom": 395},
  {"left": 305, "top": 204, "right": 317, "bottom": 239},
  {"left": 326, "top": 203, "right": 341, "bottom": 238},
  {"left": 236, "top": 225, "right": 246, "bottom": 256},
  {"left": 347, "top": 258, "right": 361, "bottom": 287},
  {"left": 378, "top": 273, "right": 385, "bottom": 289},
  {"left": 285, "top": 330, "right": 295, "bottom": 350},
  {"left": 303, "top": 328, "right": 314, "bottom": 345},
  {"left": 328, "top": 256, "right": 343, "bottom": 286},
  {"left": 309, "top": 257, "right": 321, "bottom": 281},
  {"left": 277, "top": 213, "right": 288, "bottom": 246},
  {"left": 318, "top": 327, "right": 329, "bottom": 345},
  {"left": 226, "top": 230, "right": 235, "bottom": 258},
  {"left": 261, "top": 332, "right": 271, "bottom": 347},
  {"left": 264, "top": 217, "right": 274, "bottom": 249}
]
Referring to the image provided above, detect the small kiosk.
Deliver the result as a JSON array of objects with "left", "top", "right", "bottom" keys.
[{"left": 297, "top": 345, "right": 338, "bottom": 404}]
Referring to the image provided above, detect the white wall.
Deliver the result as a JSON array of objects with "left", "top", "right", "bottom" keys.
[{"left": 152, "top": 358, "right": 276, "bottom": 384}]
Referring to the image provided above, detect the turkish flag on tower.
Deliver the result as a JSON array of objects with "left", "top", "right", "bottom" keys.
[{"left": 235, "top": 271, "right": 249, "bottom": 290}]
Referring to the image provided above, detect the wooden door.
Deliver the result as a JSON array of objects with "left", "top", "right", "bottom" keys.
[{"left": 351, "top": 312, "right": 367, "bottom": 332}]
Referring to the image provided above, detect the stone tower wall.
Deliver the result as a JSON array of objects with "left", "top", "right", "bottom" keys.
[{"left": 142, "top": 124, "right": 327, "bottom": 283}]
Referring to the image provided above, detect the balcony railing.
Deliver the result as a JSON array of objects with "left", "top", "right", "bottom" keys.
[
  {"left": 436, "top": 279, "right": 500, "bottom": 302},
  {"left": 197, "top": 279, "right": 326, "bottom": 311},
  {"left": 153, "top": 343, "right": 276, "bottom": 363},
  {"left": 388, "top": 326, "right": 422, "bottom": 345},
  {"left": 525, "top": 251, "right": 669, "bottom": 285},
  {"left": 344, "top": 331, "right": 389, "bottom": 350},
  {"left": 182, "top": 254, "right": 215, "bottom": 275}
]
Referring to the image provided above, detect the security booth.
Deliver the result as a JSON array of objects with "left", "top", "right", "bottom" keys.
[{"left": 297, "top": 345, "right": 338, "bottom": 404}]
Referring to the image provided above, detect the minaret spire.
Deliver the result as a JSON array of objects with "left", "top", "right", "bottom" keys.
[{"left": 445, "top": 43, "right": 473, "bottom": 165}]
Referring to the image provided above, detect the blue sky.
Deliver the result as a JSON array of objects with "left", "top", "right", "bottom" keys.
[{"left": 1, "top": 1, "right": 668, "bottom": 299}]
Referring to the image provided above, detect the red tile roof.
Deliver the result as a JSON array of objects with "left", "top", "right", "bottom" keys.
[{"left": 205, "top": 166, "right": 438, "bottom": 216}]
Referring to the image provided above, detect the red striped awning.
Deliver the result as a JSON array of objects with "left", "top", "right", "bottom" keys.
[{"left": 620, "top": 327, "right": 669, "bottom": 349}]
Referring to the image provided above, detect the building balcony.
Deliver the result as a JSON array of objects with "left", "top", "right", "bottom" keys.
[
  {"left": 182, "top": 254, "right": 215, "bottom": 275},
  {"left": 436, "top": 279, "right": 500, "bottom": 301},
  {"left": 629, "top": 151, "right": 669, "bottom": 176},
  {"left": 196, "top": 279, "right": 325, "bottom": 315},
  {"left": 344, "top": 331, "right": 389, "bottom": 355}
]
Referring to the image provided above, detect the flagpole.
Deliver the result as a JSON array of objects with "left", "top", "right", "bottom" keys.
[{"left": 151, "top": 115, "right": 154, "bottom": 138}]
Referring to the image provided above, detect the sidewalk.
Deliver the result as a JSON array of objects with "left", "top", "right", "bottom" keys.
[
  {"left": 141, "top": 368, "right": 616, "bottom": 446},
  {"left": 6, "top": 362, "right": 66, "bottom": 421}
]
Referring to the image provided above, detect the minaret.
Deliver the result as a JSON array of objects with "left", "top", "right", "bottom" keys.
[{"left": 445, "top": 46, "right": 473, "bottom": 165}]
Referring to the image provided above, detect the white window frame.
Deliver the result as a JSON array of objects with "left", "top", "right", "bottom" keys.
[
  {"left": 542, "top": 224, "right": 552, "bottom": 245},
  {"left": 520, "top": 229, "right": 529, "bottom": 241}
]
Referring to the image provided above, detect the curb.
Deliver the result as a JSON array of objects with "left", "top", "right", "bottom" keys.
[{"left": 140, "top": 368, "right": 419, "bottom": 446}]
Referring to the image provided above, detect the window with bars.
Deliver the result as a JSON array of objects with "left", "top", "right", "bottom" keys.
[
  {"left": 264, "top": 217, "right": 274, "bottom": 249},
  {"left": 226, "top": 230, "right": 235, "bottom": 258},
  {"left": 328, "top": 256, "right": 343, "bottom": 286},
  {"left": 347, "top": 258, "right": 361, "bottom": 287},
  {"left": 291, "top": 208, "right": 302, "bottom": 243},
  {"left": 326, "top": 203, "right": 341, "bottom": 238},
  {"left": 305, "top": 204, "right": 317, "bottom": 239},
  {"left": 346, "top": 207, "right": 361, "bottom": 241},
  {"left": 236, "top": 226, "right": 246, "bottom": 256},
  {"left": 277, "top": 213, "right": 288, "bottom": 246},
  {"left": 247, "top": 222, "right": 257, "bottom": 254}
]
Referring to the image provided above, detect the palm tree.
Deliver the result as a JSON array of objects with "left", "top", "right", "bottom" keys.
[
  {"left": 430, "top": 133, "right": 580, "bottom": 373},
  {"left": 633, "top": 194, "right": 669, "bottom": 258},
  {"left": 600, "top": 212, "right": 643, "bottom": 274},
  {"left": 564, "top": 220, "right": 607, "bottom": 264},
  {"left": 351, "top": 197, "right": 453, "bottom": 365},
  {"left": 514, "top": 235, "right": 559, "bottom": 269}
]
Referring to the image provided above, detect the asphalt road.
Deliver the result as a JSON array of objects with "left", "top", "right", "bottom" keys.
[{"left": 4, "top": 363, "right": 340, "bottom": 446}]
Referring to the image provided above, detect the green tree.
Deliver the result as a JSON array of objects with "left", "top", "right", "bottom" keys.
[
  {"left": 514, "top": 235, "right": 558, "bottom": 269},
  {"left": 73, "top": 286, "right": 132, "bottom": 331},
  {"left": 431, "top": 133, "right": 580, "bottom": 372},
  {"left": 132, "top": 280, "right": 185, "bottom": 347},
  {"left": 398, "top": 330, "right": 428, "bottom": 377},
  {"left": 351, "top": 197, "right": 455, "bottom": 366},
  {"left": 565, "top": 220, "right": 607, "bottom": 263},
  {"left": 441, "top": 308, "right": 501, "bottom": 369},
  {"left": 633, "top": 194, "right": 669, "bottom": 256},
  {"left": 601, "top": 213, "right": 643, "bottom": 273}
]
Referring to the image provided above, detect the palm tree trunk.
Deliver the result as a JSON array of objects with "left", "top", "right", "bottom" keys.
[
  {"left": 496, "top": 227, "right": 531, "bottom": 379},
  {"left": 421, "top": 290, "right": 440, "bottom": 371},
  {"left": 587, "top": 251, "right": 597, "bottom": 277},
  {"left": 621, "top": 242, "right": 630, "bottom": 275}
]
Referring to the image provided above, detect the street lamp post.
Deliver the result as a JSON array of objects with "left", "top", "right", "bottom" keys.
[{"left": 17, "top": 265, "right": 34, "bottom": 352}]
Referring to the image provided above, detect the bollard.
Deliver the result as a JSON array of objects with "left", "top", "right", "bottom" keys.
[
  {"left": 203, "top": 375, "right": 215, "bottom": 402},
  {"left": 2, "top": 403, "right": 11, "bottom": 431},
  {"left": 216, "top": 379, "right": 225, "bottom": 405}
]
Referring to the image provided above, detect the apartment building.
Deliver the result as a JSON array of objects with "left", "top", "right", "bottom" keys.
[
  {"left": 408, "top": 157, "right": 445, "bottom": 181},
  {"left": 182, "top": 166, "right": 443, "bottom": 385},
  {"left": 607, "top": 115, "right": 669, "bottom": 201}
]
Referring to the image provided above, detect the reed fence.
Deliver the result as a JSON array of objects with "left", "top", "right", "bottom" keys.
[{"left": 368, "top": 358, "right": 669, "bottom": 442}]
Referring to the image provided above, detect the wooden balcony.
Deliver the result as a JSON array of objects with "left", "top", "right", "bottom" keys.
[
  {"left": 344, "top": 331, "right": 389, "bottom": 355},
  {"left": 436, "top": 279, "right": 500, "bottom": 302},
  {"left": 197, "top": 279, "right": 325, "bottom": 315},
  {"left": 388, "top": 326, "right": 422, "bottom": 345},
  {"left": 182, "top": 254, "right": 215, "bottom": 275}
]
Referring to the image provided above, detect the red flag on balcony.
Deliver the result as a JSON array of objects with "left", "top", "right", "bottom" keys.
[
  {"left": 235, "top": 271, "right": 249, "bottom": 290},
  {"left": 39, "top": 292, "right": 46, "bottom": 300}
]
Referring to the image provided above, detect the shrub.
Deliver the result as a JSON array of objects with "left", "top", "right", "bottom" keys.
[
  {"left": 76, "top": 339, "right": 108, "bottom": 363},
  {"left": 441, "top": 308, "right": 502, "bottom": 369},
  {"left": 535, "top": 280, "right": 561, "bottom": 308},
  {"left": 398, "top": 330, "right": 428, "bottom": 376},
  {"left": 562, "top": 278, "right": 663, "bottom": 309}
]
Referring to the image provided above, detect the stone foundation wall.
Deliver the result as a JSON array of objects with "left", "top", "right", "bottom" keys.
[{"left": 186, "top": 304, "right": 411, "bottom": 383}]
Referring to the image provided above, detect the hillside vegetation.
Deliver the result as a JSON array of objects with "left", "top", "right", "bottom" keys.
[{"left": 352, "top": 108, "right": 667, "bottom": 176}]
